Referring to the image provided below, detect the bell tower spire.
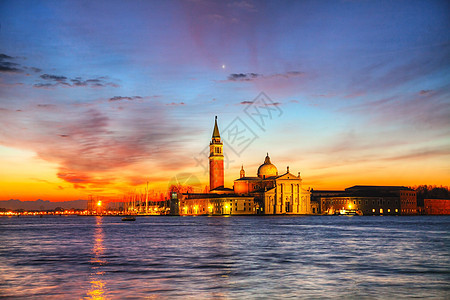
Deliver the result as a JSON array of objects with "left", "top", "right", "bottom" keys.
[
  {"left": 209, "top": 116, "right": 224, "bottom": 191},
  {"left": 212, "top": 116, "right": 220, "bottom": 140}
]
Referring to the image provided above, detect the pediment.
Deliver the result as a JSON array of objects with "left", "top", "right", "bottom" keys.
[{"left": 276, "top": 172, "right": 300, "bottom": 180}]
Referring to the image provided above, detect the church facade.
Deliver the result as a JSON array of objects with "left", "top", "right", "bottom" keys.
[{"left": 176, "top": 117, "right": 311, "bottom": 216}]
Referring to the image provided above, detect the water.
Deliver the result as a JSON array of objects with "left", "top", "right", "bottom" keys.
[{"left": 0, "top": 216, "right": 449, "bottom": 299}]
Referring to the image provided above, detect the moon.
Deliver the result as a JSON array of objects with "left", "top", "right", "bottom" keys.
[{"left": 221, "top": 64, "right": 226, "bottom": 69}]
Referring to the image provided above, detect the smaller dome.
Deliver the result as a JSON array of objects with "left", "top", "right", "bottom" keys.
[{"left": 257, "top": 153, "right": 278, "bottom": 178}]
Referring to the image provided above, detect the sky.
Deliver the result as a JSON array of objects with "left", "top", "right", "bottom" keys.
[{"left": 0, "top": 0, "right": 449, "bottom": 202}]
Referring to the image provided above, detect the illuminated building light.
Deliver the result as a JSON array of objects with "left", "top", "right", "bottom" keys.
[
  {"left": 97, "top": 201, "right": 102, "bottom": 207},
  {"left": 372, "top": 209, "right": 375, "bottom": 213}
]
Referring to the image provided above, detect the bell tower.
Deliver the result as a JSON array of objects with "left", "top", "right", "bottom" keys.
[{"left": 209, "top": 116, "right": 224, "bottom": 191}]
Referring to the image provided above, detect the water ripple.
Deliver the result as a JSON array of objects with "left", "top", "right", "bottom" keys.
[{"left": 0, "top": 216, "right": 449, "bottom": 299}]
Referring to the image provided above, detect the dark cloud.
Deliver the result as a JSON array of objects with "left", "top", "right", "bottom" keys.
[
  {"left": 419, "top": 90, "right": 433, "bottom": 95},
  {"left": 34, "top": 75, "right": 119, "bottom": 89},
  {"left": 225, "top": 71, "right": 304, "bottom": 82},
  {"left": 109, "top": 96, "right": 143, "bottom": 102},
  {"left": 228, "top": 73, "right": 260, "bottom": 81},
  {"left": 240, "top": 100, "right": 254, "bottom": 105},
  {"left": 0, "top": 54, "right": 42, "bottom": 74},
  {"left": 0, "top": 54, "right": 14, "bottom": 60},
  {"left": 40, "top": 74, "right": 67, "bottom": 82},
  {"left": 37, "top": 104, "right": 57, "bottom": 109},
  {"left": 0, "top": 63, "right": 22, "bottom": 73},
  {"left": 33, "top": 83, "right": 58, "bottom": 88},
  {"left": 70, "top": 77, "right": 88, "bottom": 86},
  {"left": 284, "top": 71, "right": 303, "bottom": 77},
  {"left": 29, "top": 67, "right": 42, "bottom": 73},
  {"left": 0, "top": 54, "right": 22, "bottom": 73},
  {"left": 72, "top": 77, "right": 118, "bottom": 87}
]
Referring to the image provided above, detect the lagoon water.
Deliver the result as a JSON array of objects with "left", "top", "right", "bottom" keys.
[{"left": 0, "top": 215, "right": 449, "bottom": 299}]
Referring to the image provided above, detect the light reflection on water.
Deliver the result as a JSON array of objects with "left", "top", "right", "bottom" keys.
[
  {"left": 0, "top": 216, "right": 449, "bottom": 299},
  {"left": 85, "top": 216, "right": 106, "bottom": 300}
]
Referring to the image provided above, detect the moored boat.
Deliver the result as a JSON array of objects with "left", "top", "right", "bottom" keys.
[
  {"left": 122, "top": 216, "right": 136, "bottom": 221},
  {"left": 336, "top": 209, "right": 363, "bottom": 216}
]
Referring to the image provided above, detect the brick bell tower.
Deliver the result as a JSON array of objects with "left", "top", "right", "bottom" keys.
[{"left": 209, "top": 116, "right": 224, "bottom": 191}]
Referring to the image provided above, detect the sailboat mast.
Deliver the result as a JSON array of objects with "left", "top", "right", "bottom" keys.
[{"left": 145, "top": 181, "right": 149, "bottom": 214}]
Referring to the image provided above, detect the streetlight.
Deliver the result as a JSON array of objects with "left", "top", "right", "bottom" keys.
[{"left": 97, "top": 200, "right": 102, "bottom": 215}]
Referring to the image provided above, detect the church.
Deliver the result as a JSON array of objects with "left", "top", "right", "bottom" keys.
[{"left": 175, "top": 117, "right": 311, "bottom": 215}]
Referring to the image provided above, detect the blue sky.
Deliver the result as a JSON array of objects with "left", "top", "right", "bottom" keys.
[{"left": 0, "top": 0, "right": 449, "bottom": 200}]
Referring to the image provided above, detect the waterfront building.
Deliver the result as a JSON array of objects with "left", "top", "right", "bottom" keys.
[
  {"left": 423, "top": 199, "right": 450, "bottom": 215},
  {"left": 175, "top": 117, "right": 311, "bottom": 216},
  {"left": 312, "top": 186, "right": 418, "bottom": 215}
]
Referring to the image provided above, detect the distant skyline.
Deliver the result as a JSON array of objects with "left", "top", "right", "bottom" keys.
[{"left": 0, "top": 0, "right": 449, "bottom": 201}]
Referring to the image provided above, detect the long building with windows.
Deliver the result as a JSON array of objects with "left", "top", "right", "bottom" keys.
[
  {"left": 173, "top": 117, "right": 311, "bottom": 216},
  {"left": 311, "top": 186, "right": 417, "bottom": 215}
]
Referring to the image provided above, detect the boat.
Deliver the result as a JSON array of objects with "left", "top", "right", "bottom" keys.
[
  {"left": 121, "top": 216, "right": 136, "bottom": 221},
  {"left": 336, "top": 209, "right": 363, "bottom": 216}
]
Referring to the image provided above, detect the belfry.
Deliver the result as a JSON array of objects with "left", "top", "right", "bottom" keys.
[{"left": 209, "top": 116, "right": 224, "bottom": 191}]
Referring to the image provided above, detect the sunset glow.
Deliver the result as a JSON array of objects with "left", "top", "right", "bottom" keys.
[{"left": 0, "top": 1, "right": 449, "bottom": 203}]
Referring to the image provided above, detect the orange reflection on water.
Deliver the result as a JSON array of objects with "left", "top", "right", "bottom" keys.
[{"left": 85, "top": 216, "right": 107, "bottom": 299}]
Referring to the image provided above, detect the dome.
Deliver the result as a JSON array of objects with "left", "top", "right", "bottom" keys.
[{"left": 257, "top": 153, "right": 278, "bottom": 178}]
